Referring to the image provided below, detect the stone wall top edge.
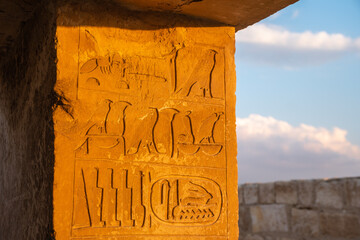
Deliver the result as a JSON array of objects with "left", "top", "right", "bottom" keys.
[
  {"left": 56, "top": 0, "right": 230, "bottom": 30},
  {"left": 100, "top": 0, "right": 298, "bottom": 32},
  {"left": 239, "top": 176, "right": 360, "bottom": 187}
]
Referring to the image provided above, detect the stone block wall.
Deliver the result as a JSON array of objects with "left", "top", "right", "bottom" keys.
[{"left": 238, "top": 177, "right": 360, "bottom": 240}]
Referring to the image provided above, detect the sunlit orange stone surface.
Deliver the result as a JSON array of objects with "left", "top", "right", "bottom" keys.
[{"left": 54, "top": 4, "right": 238, "bottom": 239}]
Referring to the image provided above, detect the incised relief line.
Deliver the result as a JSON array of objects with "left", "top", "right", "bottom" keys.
[
  {"left": 72, "top": 167, "right": 146, "bottom": 229},
  {"left": 174, "top": 111, "right": 224, "bottom": 157},
  {"left": 75, "top": 102, "right": 224, "bottom": 159},
  {"left": 72, "top": 30, "right": 227, "bottom": 232},
  {"left": 79, "top": 53, "right": 170, "bottom": 94},
  {"left": 172, "top": 47, "right": 225, "bottom": 101},
  {"left": 73, "top": 166, "right": 222, "bottom": 231},
  {"left": 75, "top": 100, "right": 131, "bottom": 159},
  {"left": 150, "top": 176, "right": 222, "bottom": 225},
  {"left": 79, "top": 30, "right": 171, "bottom": 98},
  {"left": 78, "top": 29, "right": 225, "bottom": 102},
  {"left": 79, "top": 29, "right": 170, "bottom": 96},
  {"left": 80, "top": 53, "right": 130, "bottom": 89},
  {"left": 174, "top": 49, "right": 217, "bottom": 98}
]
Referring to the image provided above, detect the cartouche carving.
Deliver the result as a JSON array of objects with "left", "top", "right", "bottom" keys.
[
  {"left": 150, "top": 176, "right": 222, "bottom": 225},
  {"left": 55, "top": 23, "right": 236, "bottom": 240},
  {"left": 71, "top": 28, "right": 227, "bottom": 236}
]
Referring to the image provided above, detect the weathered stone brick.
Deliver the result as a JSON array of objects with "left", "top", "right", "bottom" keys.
[
  {"left": 244, "top": 183, "right": 259, "bottom": 204},
  {"left": 275, "top": 181, "right": 297, "bottom": 204},
  {"left": 345, "top": 178, "right": 360, "bottom": 208},
  {"left": 315, "top": 181, "right": 343, "bottom": 208},
  {"left": 239, "top": 206, "right": 251, "bottom": 233},
  {"left": 263, "top": 235, "right": 296, "bottom": 240},
  {"left": 320, "top": 212, "right": 360, "bottom": 238},
  {"left": 250, "top": 204, "right": 289, "bottom": 232},
  {"left": 298, "top": 180, "right": 313, "bottom": 206},
  {"left": 239, "top": 186, "right": 244, "bottom": 205},
  {"left": 265, "top": 238, "right": 297, "bottom": 240},
  {"left": 244, "top": 234, "right": 264, "bottom": 240},
  {"left": 259, "top": 182, "right": 275, "bottom": 204},
  {"left": 291, "top": 208, "right": 319, "bottom": 237}
]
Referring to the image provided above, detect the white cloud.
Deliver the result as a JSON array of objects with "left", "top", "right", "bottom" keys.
[
  {"left": 355, "top": 38, "right": 360, "bottom": 50},
  {"left": 236, "top": 24, "right": 358, "bottom": 51},
  {"left": 237, "top": 114, "right": 360, "bottom": 183},
  {"left": 235, "top": 24, "right": 360, "bottom": 67},
  {"left": 292, "top": 10, "right": 299, "bottom": 19}
]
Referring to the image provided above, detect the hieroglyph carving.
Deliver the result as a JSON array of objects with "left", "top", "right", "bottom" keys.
[
  {"left": 173, "top": 46, "right": 225, "bottom": 101},
  {"left": 74, "top": 30, "right": 226, "bottom": 161},
  {"left": 151, "top": 176, "right": 222, "bottom": 225},
  {"left": 79, "top": 53, "right": 169, "bottom": 96},
  {"left": 73, "top": 163, "right": 222, "bottom": 233},
  {"left": 74, "top": 103, "right": 224, "bottom": 159},
  {"left": 73, "top": 165, "right": 146, "bottom": 229},
  {"left": 175, "top": 49, "right": 217, "bottom": 98},
  {"left": 70, "top": 29, "right": 227, "bottom": 236},
  {"left": 77, "top": 30, "right": 225, "bottom": 101}
]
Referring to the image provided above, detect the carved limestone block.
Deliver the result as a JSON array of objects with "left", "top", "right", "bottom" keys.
[{"left": 54, "top": 7, "right": 237, "bottom": 239}]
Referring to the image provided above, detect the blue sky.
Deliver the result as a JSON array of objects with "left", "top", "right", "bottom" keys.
[{"left": 235, "top": 0, "right": 360, "bottom": 183}]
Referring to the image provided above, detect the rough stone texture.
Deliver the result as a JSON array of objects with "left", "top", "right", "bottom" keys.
[
  {"left": 239, "top": 177, "right": 360, "bottom": 240},
  {"left": 54, "top": 1, "right": 238, "bottom": 239},
  {"left": 239, "top": 186, "right": 244, "bottom": 204},
  {"left": 244, "top": 184, "right": 259, "bottom": 204},
  {"left": 298, "top": 180, "right": 313, "bottom": 206},
  {"left": 0, "top": 1, "right": 56, "bottom": 239},
  {"left": 315, "top": 180, "right": 343, "bottom": 209},
  {"left": 239, "top": 206, "right": 251, "bottom": 234},
  {"left": 244, "top": 234, "right": 264, "bottom": 240},
  {"left": 275, "top": 181, "right": 297, "bottom": 204},
  {"left": 263, "top": 238, "right": 296, "bottom": 240},
  {"left": 114, "top": 0, "right": 299, "bottom": 31},
  {"left": 346, "top": 178, "right": 360, "bottom": 208},
  {"left": 259, "top": 183, "right": 275, "bottom": 204},
  {"left": 0, "top": 0, "right": 41, "bottom": 56},
  {"left": 0, "top": 0, "right": 302, "bottom": 239},
  {"left": 250, "top": 205, "right": 289, "bottom": 233},
  {"left": 0, "top": 0, "right": 298, "bottom": 59},
  {"left": 320, "top": 212, "right": 360, "bottom": 238},
  {"left": 291, "top": 208, "right": 319, "bottom": 237}
]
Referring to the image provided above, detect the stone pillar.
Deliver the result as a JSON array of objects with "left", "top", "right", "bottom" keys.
[
  {"left": 0, "top": 2, "right": 56, "bottom": 239},
  {"left": 54, "top": 2, "right": 238, "bottom": 239}
]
